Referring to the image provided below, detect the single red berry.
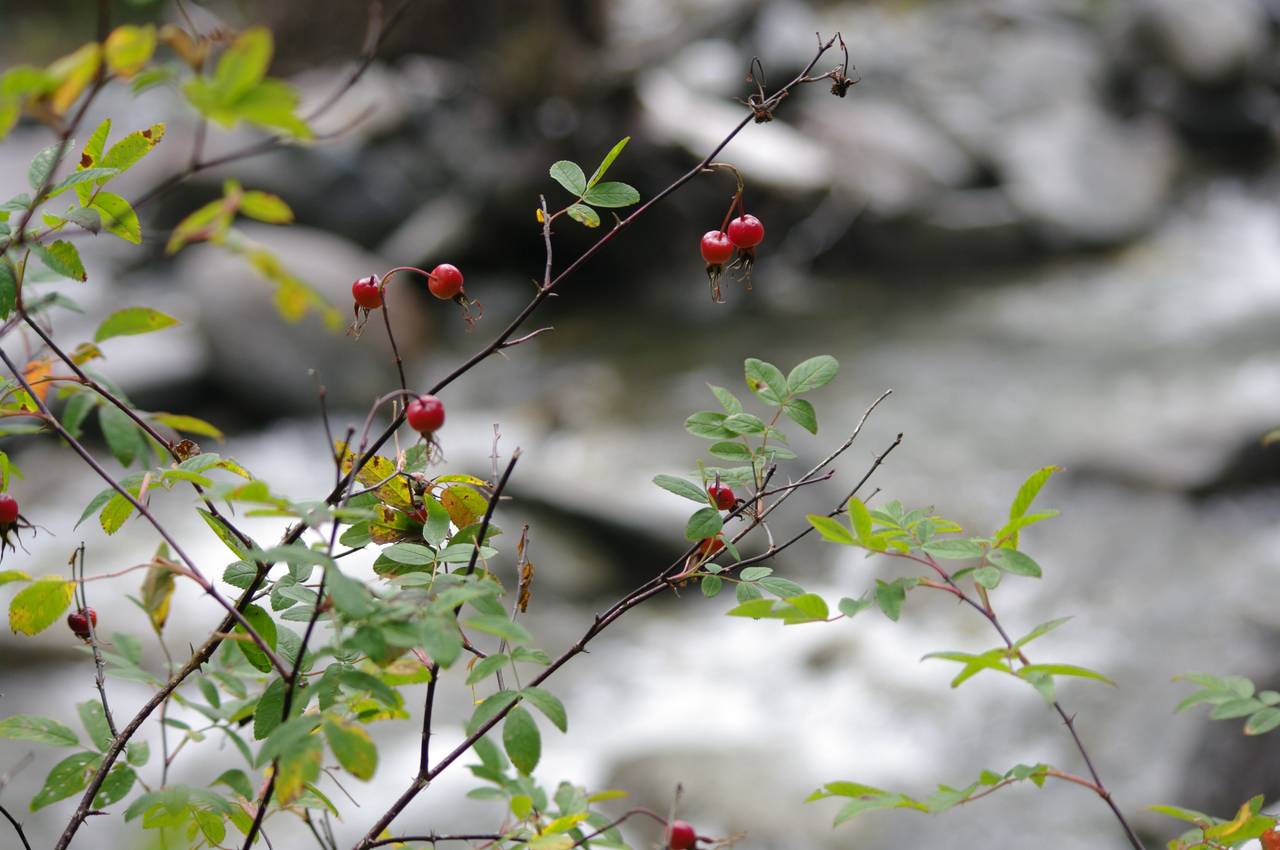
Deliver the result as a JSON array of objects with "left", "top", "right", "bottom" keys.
[
  {"left": 406, "top": 394, "right": 446, "bottom": 434},
  {"left": 428, "top": 264, "right": 464, "bottom": 300},
  {"left": 698, "top": 536, "right": 725, "bottom": 558},
  {"left": 707, "top": 483, "right": 735, "bottom": 511},
  {"left": 0, "top": 493, "right": 17, "bottom": 525},
  {"left": 667, "top": 820, "right": 697, "bottom": 850},
  {"left": 727, "top": 214, "right": 764, "bottom": 249},
  {"left": 1262, "top": 830, "right": 1280, "bottom": 850},
  {"left": 67, "top": 607, "right": 97, "bottom": 640},
  {"left": 352, "top": 275, "right": 383, "bottom": 310},
  {"left": 700, "top": 231, "right": 734, "bottom": 265}
]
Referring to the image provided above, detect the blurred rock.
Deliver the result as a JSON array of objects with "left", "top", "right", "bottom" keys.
[
  {"left": 177, "top": 223, "right": 429, "bottom": 416},
  {"left": 996, "top": 103, "right": 1177, "bottom": 245},
  {"left": 1131, "top": 0, "right": 1269, "bottom": 84}
]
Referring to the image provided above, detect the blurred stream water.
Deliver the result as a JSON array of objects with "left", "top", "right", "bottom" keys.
[{"left": 2, "top": 171, "right": 1278, "bottom": 849}]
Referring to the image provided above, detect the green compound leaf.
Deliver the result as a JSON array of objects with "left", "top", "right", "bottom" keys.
[{"left": 549, "top": 161, "right": 586, "bottom": 195}]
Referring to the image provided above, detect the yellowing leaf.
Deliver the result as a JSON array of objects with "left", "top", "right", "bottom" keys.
[
  {"left": 322, "top": 716, "right": 377, "bottom": 780},
  {"left": 441, "top": 485, "right": 487, "bottom": 529},
  {"left": 22, "top": 357, "right": 53, "bottom": 404},
  {"left": 104, "top": 25, "right": 156, "bottom": 77},
  {"left": 46, "top": 43, "right": 101, "bottom": 115},
  {"left": 140, "top": 553, "right": 176, "bottom": 633},
  {"left": 9, "top": 576, "right": 75, "bottom": 635}
]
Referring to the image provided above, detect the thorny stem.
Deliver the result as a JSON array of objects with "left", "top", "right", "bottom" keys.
[
  {"left": 905, "top": 551, "right": 1148, "bottom": 850},
  {"left": 0, "top": 347, "right": 289, "bottom": 679},
  {"left": 0, "top": 803, "right": 33, "bottom": 850},
  {"left": 71, "top": 544, "right": 118, "bottom": 739},
  {"left": 315, "top": 34, "right": 847, "bottom": 541},
  {"left": 352, "top": 419, "right": 886, "bottom": 848}
]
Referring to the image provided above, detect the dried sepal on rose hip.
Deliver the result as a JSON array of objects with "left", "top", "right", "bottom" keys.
[
  {"left": 726, "top": 213, "right": 764, "bottom": 289},
  {"left": 0, "top": 492, "right": 33, "bottom": 559},
  {"left": 67, "top": 607, "right": 97, "bottom": 641},
  {"left": 347, "top": 274, "right": 383, "bottom": 337},
  {"left": 428, "top": 263, "right": 483, "bottom": 330},
  {"left": 700, "top": 230, "right": 734, "bottom": 303}
]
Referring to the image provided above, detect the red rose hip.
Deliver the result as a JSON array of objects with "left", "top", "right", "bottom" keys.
[
  {"left": 697, "top": 535, "right": 724, "bottom": 558},
  {"left": 352, "top": 275, "right": 382, "bottom": 309},
  {"left": 727, "top": 214, "right": 764, "bottom": 248},
  {"left": 67, "top": 607, "right": 97, "bottom": 640},
  {"left": 667, "top": 820, "right": 697, "bottom": 850},
  {"left": 700, "top": 231, "right": 734, "bottom": 265},
  {"left": 428, "top": 264, "right": 464, "bottom": 300},
  {"left": 0, "top": 494, "right": 17, "bottom": 525},
  {"left": 406, "top": 394, "right": 446, "bottom": 434},
  {"left": 707, "top": 483, "right": 735, "bottom": 511}
]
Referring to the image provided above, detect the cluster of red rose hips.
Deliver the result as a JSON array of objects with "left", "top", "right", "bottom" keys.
[
  {"left": 350, "top": 263, "right": 478, "bottom": 334},
  {"left": 700, "top": 213, "right": 764, "bottom": 303}
]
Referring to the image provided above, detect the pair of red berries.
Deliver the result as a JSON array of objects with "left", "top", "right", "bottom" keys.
[
  {"left": 68, "top": 607, "right": 97, "bottom": 641},
  {"left": 699, "top": 214, "right": 764, "bottom": 265},
  {"left": 406, "top": 394, "right": 445, "bottom": 434},
  {"left": 667, "top": 820, "right": 698, "bottom": 850},
  {"left": 351, "top": 264, "right": 465, "bottom": 310}
]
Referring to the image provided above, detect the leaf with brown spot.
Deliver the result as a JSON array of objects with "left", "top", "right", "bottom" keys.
[{"left": 441, "top": 485, "right": 487, "bottom": 528}]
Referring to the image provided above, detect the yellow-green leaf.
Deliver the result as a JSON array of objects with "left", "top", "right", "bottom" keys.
[
  {"left": 239, "top": 191, "right": 292, "bottom": 224},
  {"left": 322, "top": 716, "right": 377, "bottom": 780},
  {"left": 9, "top": 576, "right": 75, "bottom": 635},
  {"left": 90, "top": 192, "right": 141, "bottom": 243},
  {"left": 151, "top": 412, "right": 224, "bottom": 441},
  {"left": 139, "top": 553, "right": 175, "bottom": 634},
  {"left": 104, "top": 25, "right": 156, "bottom": 77},
  {"left": 94, "top": 307, "right": 179, "bottom": 342},
  {"left": 100, "top": 123, "right": 165, "bottom": 174}
]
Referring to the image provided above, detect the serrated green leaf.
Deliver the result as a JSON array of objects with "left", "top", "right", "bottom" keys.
[
  {"left": 239, "top": 190, "right": 292, "bottom": 223},
  {"left": 503, "top": 706, "right": 541, "bottom": 774},
  {"left": 685, "top": 507, "right": 723, "bottom": 541},
  {"left": 77, "top": 701, "right": 113, "bottom": 751},
  {"left": 653, "top": 474, "right": 710, "bottom": 504},
  {"left": 31, "top": 751, "right": 99, "bottom": 810},
  {"left": 744, "top": 358, "right": 787, "bottom": 405},
  {"left": 786, "top": 355, "right": 839, "bottom": 394},
  {"left": 0, "top": 714, "right": 79, "bottom": 746},
  {"left": 94, "top": 307, "right": 179, "bottom": 342},
  {"left": 582, "top": 181, "right": 638, "bottom": 208},
  {"left": 90, "top": 192, "right": 141, "bottom": 243},
  {"left": 783, "top": 398, "right": 817, "bottom": 434},
  {"left": 522, "top": 687, "right": 567, "bottom": 733},
  {"left": 987, "top": 548, "right": 1042, "bottom": 577},
  {"left": 323, "top": 715, "right": 377, "bottom": 780},
  {"left": 30, "top": 240, "right": 86, "bottom": 281}
]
